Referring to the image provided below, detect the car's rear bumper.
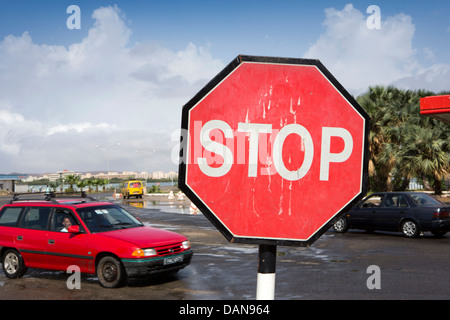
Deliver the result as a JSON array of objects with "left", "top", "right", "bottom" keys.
[
  {"left": 430, "top": 219, "right": 450, "bottom": 232},
  {"left": 121, "top": 250, "right": 193, "bottom": 278}
]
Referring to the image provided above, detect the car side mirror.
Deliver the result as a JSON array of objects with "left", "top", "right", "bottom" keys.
[{"left": 68, "top": 225, "right": 80, "bottom": 233}]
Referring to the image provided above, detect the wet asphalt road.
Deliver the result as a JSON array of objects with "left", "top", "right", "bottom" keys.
[{"left": 0, "top": 197, "right": 449, "bottom": 300}]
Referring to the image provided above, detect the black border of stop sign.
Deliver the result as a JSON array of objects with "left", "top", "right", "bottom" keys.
[{"left": 178, "top": 55, "right": 370, "bottom": 247}]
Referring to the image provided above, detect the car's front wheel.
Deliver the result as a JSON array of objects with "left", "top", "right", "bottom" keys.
[
  {"left": 2, "top": 249, "right": 27, "bottom": 279},
  {"left": 97, "top": 255, "right": 126, "bottom": 288},
  {"left": 401, "top": 220, "right": 420, "bottom": 238},
  {"left": 333, "top": 217, "right": 349, "bottom": 233}
]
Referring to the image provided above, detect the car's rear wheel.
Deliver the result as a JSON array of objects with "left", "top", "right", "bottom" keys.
[
  {"left": 2, "top": 249, "right": 27, "bottom": 279},
  {"left": 401, "top": 220, "right": 420, "bottom": 238},
  {"left": 333, "top": 217, "right": 349, "bottom": 233},
  {"left": 97, "top": 255, "right": 126, "bottom": 288}
]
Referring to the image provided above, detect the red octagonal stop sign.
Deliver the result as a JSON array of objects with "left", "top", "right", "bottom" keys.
[{"left": 179, "top": 55, "right": 370, "bottom": 246}]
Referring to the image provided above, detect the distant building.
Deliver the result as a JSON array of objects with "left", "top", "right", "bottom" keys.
[
  {"left": 166, "top": 171, "right": 178, "bottom": 179},
  {"left": 137, "top": 171, "right": 150, "bottom": 179},
  {"left": 0, "top": 175, "right": 28, "bottom": 192},
  {"left": 151, "top": 171, "right": 165, "bottom": 179},
  {"left": 48, "top": 170, "right": 80, "bottom": 182},
  {"left": 80, "top": 172, "right": 92, "bottom": 179},
  {"left": 16, "top": 170, "right": 179, "bottom": 183},
  {"left": 22, "top": 175, "right": 40, "bottom": 182},
  {"left": 408, "top": 178, "right": 424, "bottom": 190}
]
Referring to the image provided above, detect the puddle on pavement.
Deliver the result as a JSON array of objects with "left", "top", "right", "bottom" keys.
[
  {"left": 93, "top": 193, "right": 201, "bottom": 216},
  {"left": 122, "top": 199, "right": 201, "bottom": 215}
]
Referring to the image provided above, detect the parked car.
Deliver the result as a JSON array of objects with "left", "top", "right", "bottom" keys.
[
  {"left": 333, "top": 192, "right": 450, "bottom": 238},
  {"left": 121, "top": 180, "right": 144, "bottom": 199},
  {"left": 0, "top": 192, "right": 193, "bottom": 287}
]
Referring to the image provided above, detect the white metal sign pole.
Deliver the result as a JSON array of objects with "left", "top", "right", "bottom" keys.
[{"left": 256, "top": 244, "right": 277, "bottom": 300}]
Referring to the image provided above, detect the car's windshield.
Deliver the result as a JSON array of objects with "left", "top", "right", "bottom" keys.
[
  {"left": 76, "top": 205, "right": 143, "bottom": 233},
  {"left": 409, "top": 193, "right": 443, "bottom": 207}
]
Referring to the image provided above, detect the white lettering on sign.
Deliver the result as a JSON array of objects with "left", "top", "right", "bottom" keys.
[
  {"left": 237, "top": 123, "right": 272, "bottom": 177},
  {"left": 198, "top": 120, "right": 234, "bottom": 177},
  {"left": 320, "top": 127, "right": 353, "bottom": 181},
  {"left": 273, "top": 124, "right": 314, "bottom": 181},
  {"left": 196, "top": 120, "right": 354, "bottom": 181}
]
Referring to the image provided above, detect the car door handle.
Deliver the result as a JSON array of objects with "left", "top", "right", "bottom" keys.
[
  {"left": 48, "top": 239, "right": 55, "bottom": 245},
  {"left": 17, "top": 236, "right": 23, "bottom": 241}
]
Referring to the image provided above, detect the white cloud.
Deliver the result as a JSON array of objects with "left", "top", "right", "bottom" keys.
[
  {"left": 46, "top": 122, "right": 116, "bottom": 135},
  {"left": 393, "top": 63, "right": 450, "bottom": 92},
  {"left": 0, "top": 5, "right": 225, "bottom": 173},
  {"left": 0, "top": 109, "right": 25, "bottom": 125},
  {"left": 0, "top": 108, "right": 42, "bottom": 157},
  {"left": 423, "top": 47, "right": 436, "bottom": 62},
  {"left": 303, "top": 4, "right": 449, "bottom": 95}
]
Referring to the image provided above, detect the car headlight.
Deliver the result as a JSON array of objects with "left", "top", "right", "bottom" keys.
[
  {"left": 143, "top": 248, "right": 157, "bottom": 256},
  {"left": 132, "top": 248, "right": 157, "bottom": 257},
  {"left": 182, "top": 240, "right": 190, "bottom": 249}
]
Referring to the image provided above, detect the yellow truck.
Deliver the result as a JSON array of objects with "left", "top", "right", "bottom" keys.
[{"left": 121, "top": 180, "right": 144, "bottom": 199}]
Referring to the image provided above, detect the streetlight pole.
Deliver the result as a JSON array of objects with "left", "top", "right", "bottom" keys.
[{"left": 96, "top": 142, "right": 120, "bottom": 190}]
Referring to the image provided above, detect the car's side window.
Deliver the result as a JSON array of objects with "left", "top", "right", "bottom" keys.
[
  {"left": 19, "top": 207, "right": 52, "bottom": 230},
  {"left": 383, "top": 194, "right": 409, "bottom": 208},
  {"left": 51, "top": 209, "right": 78, "bottom": 232},
  {"left": 383, "top": 194, "right": 396, "bottom": 207},
  {"left": 0, "top": 207, "right": 23, "bottom": 227},
  {"left": 361, "top": 195, "right": 383, "bottom": 208},
  {"left": 398, "top": 195, "right": 409, "bottom": 208}
]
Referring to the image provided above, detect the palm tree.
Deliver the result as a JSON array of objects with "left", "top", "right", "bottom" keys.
[
  {"left": 357, "top": 86, "right": 449, "bottom": 194},
  {"left": 357, "top": 86, "right": 406, "bottom": 191},
  {"left": 64, "top": 174, "right": 80, "bottom": 192},
  {"left": 76, "top": 180, "right": 87, "bottom": 192},
  {"left": 101, "top": 179, "right": 108, "bottom": 191},
  {"left": 91, "top": 178, "right": 100, "bottom": 192},
  {"left": 376, "top": 89, "right": 423, "bottom": 190},
  {"left": 97, "top": 178, "right": 108, "bottom": 192},
  {"left": 84, "top": 178, "right": 93, "bottom": 193},
  {"left": 398, "top": 124, "right": 449, "bottom": 195},
  {"left": 49, "top": 182, "right": 59, "bottom": 192}
]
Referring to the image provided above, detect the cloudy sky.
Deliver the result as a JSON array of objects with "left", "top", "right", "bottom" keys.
[{"left": 0, "top": 0, "right": 449, "bottom": 175}]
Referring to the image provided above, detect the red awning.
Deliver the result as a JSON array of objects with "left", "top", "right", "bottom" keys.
[{"left": 420, "top": 95, "right": 450, "bottom": 124}]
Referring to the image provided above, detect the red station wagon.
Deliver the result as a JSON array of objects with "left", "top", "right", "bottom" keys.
[{"left": 0, "top": 192, "right": 193, "bottom": 288}]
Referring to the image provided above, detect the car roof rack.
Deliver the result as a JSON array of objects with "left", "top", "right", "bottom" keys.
[{"left": 10, "top": 191, "right": 98, "bottom": 204}]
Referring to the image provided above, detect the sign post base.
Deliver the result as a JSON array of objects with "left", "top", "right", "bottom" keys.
[{"left": 256, "top": 244, "right": 277, "bottom": 300}]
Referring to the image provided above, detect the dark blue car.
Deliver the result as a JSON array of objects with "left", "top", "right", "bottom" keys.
[{"left": 333, "top": 192, "right": 450, "bottom": 238}]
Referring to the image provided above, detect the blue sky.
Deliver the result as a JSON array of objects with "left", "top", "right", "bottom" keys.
[
  {"left": 1, "top": 0, "right": 449, "bottom": 64},
  {"left": 0, "top": 1, "right": 449, "bottom": 174}
]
